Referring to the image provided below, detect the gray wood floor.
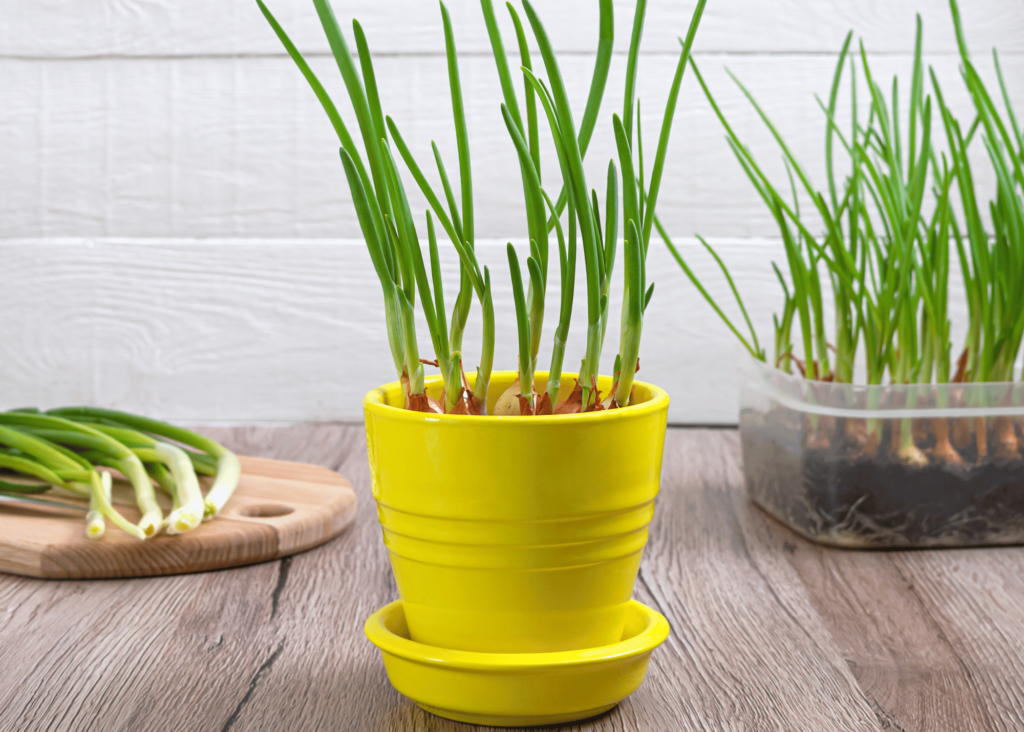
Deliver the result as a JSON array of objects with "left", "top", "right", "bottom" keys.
[{"left": 2, "top": 425, "right": 1023, "bottom": 731}]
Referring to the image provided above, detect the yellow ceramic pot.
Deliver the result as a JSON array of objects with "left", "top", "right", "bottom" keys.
[{"left": 364, "top": 371, "right": 669, "bottom": 653}]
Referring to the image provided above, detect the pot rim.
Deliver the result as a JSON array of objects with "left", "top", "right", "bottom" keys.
[
  {"left": 364, "top": 370, "right": 669, "bottom": 425},
  {"left": 364, "top": 598, "right": 669, "bottom": 670}
]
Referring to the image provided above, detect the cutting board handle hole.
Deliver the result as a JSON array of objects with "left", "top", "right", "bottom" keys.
[{"left": 237, "top": 503, "right": 295, "bottom": 518}]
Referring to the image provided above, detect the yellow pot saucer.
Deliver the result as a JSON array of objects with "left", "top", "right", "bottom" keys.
[{"left": 364, "top": 599, "right": 669, "bottom": 727}]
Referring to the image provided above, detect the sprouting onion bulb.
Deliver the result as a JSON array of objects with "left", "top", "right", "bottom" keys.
[{"left": 258, "top": 0, "right": 708, "bottom": 415}]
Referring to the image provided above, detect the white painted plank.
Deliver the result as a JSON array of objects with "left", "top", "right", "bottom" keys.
[
  {"left": 0, "top": 53, "right": 1016, "bottom": 239},
  {"left": 1, "top": 0, "right": 1020, "bottom": 57},
  {"left": 0, "top": 236, "right": 971, "bottom": 425}
]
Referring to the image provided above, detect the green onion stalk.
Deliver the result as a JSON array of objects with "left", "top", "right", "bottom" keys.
[
  {"left": 772, "top": 263, "right": 797, "bottom": 373},
  {"left": 495, "top": 102, "right": 547, "bottom": 412},
  {"left": 517, "top": 74, "right": 593, "bottom": 410},
  {"left": 12, "top": 426, "right": 168, "bottom": 535},
  {"left": 0, "top": 412, "right": 164, "bottom": 536},
  {"left": 685, "top": 56, "right": 838, "bottom": 382},
  {"left": 0, "top": 424, "right": 145, "bottom": 540},
  {"left": 919, "top": 62, "right": 960, "bottom": 457},
  {"left": 71, "top": 424, "right": 207, "bottom": 534},
  {"left": 0, "top": 448, "right": 63, "bottom": 495},
  {"left": 491, "top": 3, "right": 549, "bottom": 378},
  {"left": 518, "top": 2, "right": 604, "bottom": 411},
  {"left": 87, "top": 472, "right": 113, "bottom": 539},
  {"left": 826, "top": 50, "right": 873, "bottom": 447},
  {"left": 74, "top": 423, "right": 180, "bottom": 506},
  {"left": 382, "top": 2, "right": 497, "bottom": 413},
  {"left": 498, "top": 243, "right": 538, "bottom": 415},
  {"left": 612, "top": 0, "right": 708, "bottom": 408},
  {"left": 260, "top": 0, "right": 708, "bottom": 415},
  {"left": 619, "top": 3, "right": 1024, "bottom": 466},
  {"left": 669, "top": 14, "right": 1006, "bottom": 466},
  {"left": 49, "top": 408, "right": 241, "bottom": 523},
  {"left": 147, "top": 461, "right": 181, "bottom": 512},
  {"left": 386, "top": 115, "right": 494, "bottom": 413},
  {"left": 259, "top": 0, "right": 460, "bottom": 412},
  {"left": 438, "top": 0, "right": 476, "bottom": 369},
  {"left": 494, "top": 98, "right": 587, "bottom": 414},
  {"left": 0, "top": 408, "right": 240, "bottom": 540},
  {"left": 946, "top": 0, "right": 1024, "bottom": 459},
  {"left": 544, "top": 191, "right": 578, "bottom": 413},
  {"left": 853, "top": 29, "right": 938, "bottom": 452},
  {"left": 79, "top": 421, "right": 220, "bottom": 478},
  {"left": 684, "top": 51, "right": 862, "bottom": 449},
  {"left": 934, "top": 90, "right": 986, "bottom": 450},
  {"left": 917, "top": 159, "right": 961, "bottom": 463},
  {"left": 482, "top": 0, "right": 614, "bottom": 410},
  {"left": 856, "top": 27, "right": 934, "bottom": 465},
  {"left": 519, "top": 0, "right": 707, "bottom": 411},
  {"left": 710, "top": 60, "right": 846, "bottom": 385},
  {"left": 597, "top": 161, "right": 620, "bottom": 358},
  {"left": 480, "top": 0, "right": 614, "bottom": 236}
]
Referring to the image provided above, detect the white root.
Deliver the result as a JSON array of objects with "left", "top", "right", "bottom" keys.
[
  {"left": 202, "top": 452, "right": 242, "bottom": 520},
  {"left": 157, "top": 441, "right": 204, "bottom": 534},
  {"left": 86, "top": 472, "right": 112, "bottom": 540},
  {"left": 119, "top": 454, "right": 163, "bottom": 537}
]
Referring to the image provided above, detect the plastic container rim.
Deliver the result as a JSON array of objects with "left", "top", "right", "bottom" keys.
[{"left": 741, "top": 351, "right": 1024, "bottom": 419}]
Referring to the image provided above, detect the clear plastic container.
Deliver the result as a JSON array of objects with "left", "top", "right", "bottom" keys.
[{"left": 739, "top": 353, "right": 1024, "bottom": 548}]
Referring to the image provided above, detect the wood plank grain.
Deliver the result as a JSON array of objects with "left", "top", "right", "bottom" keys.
[
  {"left": 890, "top": 550, "right": 1024, "bottom": 730},
  {"left": 807, "top": 547, "right": 1024, "bottom": 731},
  {"left": 0, "top": 234, "right": 972, "bottom": 426},
  {"left": 1, "top": 52, "right": 1012, "bottom": 241},
  {"left": 195, "top": 427, "right": 411, "bottom": 731},
  {"left": 1, "top": 0, "right": 1019, "bottom": 57},
  {"left": 3, "top": 425, "right": 1023, "bottom": 730},
  {"left": 727, "top": 435, "right": 1024, "bottom": 732},
  {"left": 0, "top": 424, "right": 363, "bottom": 732},
  {"left": 0, "top": 237, "right": 780, "bottom": 426},
  {"left": 780, "top": 540, "right": 1000, "bottom": 731},
  {"left": 0, "top": 541, "right": 284, "bottom": 731},
  {"left": 161, "top": 427, "right": 865, "bottom": 731},
  {"left": 628, "top": 430, "right": 882, "bottom": 731}
]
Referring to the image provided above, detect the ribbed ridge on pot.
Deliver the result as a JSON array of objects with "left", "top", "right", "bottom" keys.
[
  {"left": 378, "top": 500, "right": 655, "bottom": 569},
  {"left": 383, "top": 524, "right": 650, "bottom": 569}
]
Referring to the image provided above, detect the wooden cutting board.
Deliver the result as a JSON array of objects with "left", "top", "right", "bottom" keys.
[{"left": 0, "top": 455, "right": 357, "bottom": 579}]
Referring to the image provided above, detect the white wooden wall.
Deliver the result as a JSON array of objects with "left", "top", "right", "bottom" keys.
[{"left": 1, "top": 0, "right": 1021, "bottom": 424}]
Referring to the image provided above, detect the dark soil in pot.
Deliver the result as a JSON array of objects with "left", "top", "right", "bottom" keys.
[{"left": 741, "top": 409, "right": 1024, "bottom": 548}]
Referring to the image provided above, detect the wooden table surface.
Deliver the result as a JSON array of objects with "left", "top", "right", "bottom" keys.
[{"left": 2, "top": 426, "right": 1024, "bottom": 731}]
